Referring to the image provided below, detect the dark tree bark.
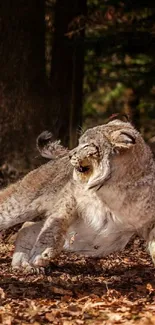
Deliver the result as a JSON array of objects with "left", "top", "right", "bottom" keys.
[
  {"left": 124, "top": 88, "right": 140, "bottom": 130},
  {"left": 50, "top": 0, "right": 87, "bottom": 148},
  {"left": 0, "top": 0, "right": 53, "bottom": 168}
]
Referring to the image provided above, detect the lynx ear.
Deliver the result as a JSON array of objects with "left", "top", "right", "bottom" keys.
[
  {"left": 111, "top": 130, "right": 136, "bottom": 151},
  {"left": 36, "top": 131, "right": 55, "bottom": 159},
  {"left": 36, "top": 131, "right": 54, "bottom": 151}
]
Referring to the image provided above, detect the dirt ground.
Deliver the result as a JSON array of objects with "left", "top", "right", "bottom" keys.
[{"left": 0, "top": 165, "right": 155, "bottom": 325}]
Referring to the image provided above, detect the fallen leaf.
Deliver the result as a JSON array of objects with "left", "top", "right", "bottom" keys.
[{"left": 50, "top": 286, "right": 73, "bottom": 296}]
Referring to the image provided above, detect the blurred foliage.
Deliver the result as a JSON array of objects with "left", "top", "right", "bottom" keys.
[
  {"left": 83, "top": 0, "right": 155, "bottom": 139},
  {"left": 46, "top": 0, "right": 155, "bottom": 139}
]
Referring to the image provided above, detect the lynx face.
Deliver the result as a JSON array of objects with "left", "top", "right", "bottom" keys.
[
  {"left": 70, "top": 136, "right": 111, "bottom": 188},
  {"left": 70, "top": 119, "right": 142, "bottom": 189}
]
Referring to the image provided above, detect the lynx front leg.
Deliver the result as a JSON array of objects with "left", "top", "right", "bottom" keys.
[
  {"left": 29, "top": 191, "right": 76, "bottom": 267},
  {"left": 147, "top": 227, "right": 155, "bottom": 264},
  {"left": 12, "top": 221, "right": 44, "bottom": 269}
]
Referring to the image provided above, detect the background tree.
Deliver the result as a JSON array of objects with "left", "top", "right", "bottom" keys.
[
  {"left": 0, "top": 0, "right": 52, "bottom": 168},
  {"left": 0, "top": 0, "right": 87, "bottom": 170},
  {"left": 0, "top": 0, "right": 48, "bottom": 167},
  {"left": 49, "top": 0, "right": 87, "bottom": 147}
]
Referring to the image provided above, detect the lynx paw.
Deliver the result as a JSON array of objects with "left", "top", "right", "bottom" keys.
[
  {"left": 29, "top": 247, "right": 55, "bottom": 267},
  {"left": 11, "top": 252, "right": 48, "bottom": 274},
  {"left": 148, "top": 240, "right": 155, "bottom": 265},
  {"left": 12, "top": 252, "right": 31, "bottom": 269}
]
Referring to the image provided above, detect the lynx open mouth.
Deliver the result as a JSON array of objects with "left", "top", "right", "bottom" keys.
[
  {"left": 70, "top": 143, "right": 102, "bottom": 183},
  {"left": 74, "top": 156, "right": 101, "bottom": 185},
  {"left": 76, "top": 165, "right": 90, "bottom": 173},
  {"left": 75, "top": 157, "right": 92, "bottom": 175}
]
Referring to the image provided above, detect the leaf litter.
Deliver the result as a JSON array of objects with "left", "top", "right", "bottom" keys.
[{"left": 0, "top": 237, "right": 155, "bottom": 325}]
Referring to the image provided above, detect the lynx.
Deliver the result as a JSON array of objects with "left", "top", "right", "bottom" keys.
[{"left": 10, "top": 119, "right": 155, "bottom": 269}]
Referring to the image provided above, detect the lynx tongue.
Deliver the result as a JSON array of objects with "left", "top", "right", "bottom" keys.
[
  {"left": 77, "top": 166, "right": 90, "bottom": 173},
  {"left": 76, "top": 158, "right": 91, "bottom": 174}
]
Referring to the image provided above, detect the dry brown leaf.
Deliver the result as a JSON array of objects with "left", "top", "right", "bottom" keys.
[
  {"left": 0, "top": 287, "right": 5, "bottom": 299},
  {"left": 146, "top": 283, "right": 154, "bottom": 294},
  {"left": 45, "top": 312, "right": 55, "bottom": 322},
  {"left": 0, "top": 315, "right": 12, "bottom": 325},
  {"left": 50, "top": 286, "right": 73, "bottom": 296}
]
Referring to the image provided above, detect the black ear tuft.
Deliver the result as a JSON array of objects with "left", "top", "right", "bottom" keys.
[{"left": 36, "top": 131, "right": 54, "bottom": 150}]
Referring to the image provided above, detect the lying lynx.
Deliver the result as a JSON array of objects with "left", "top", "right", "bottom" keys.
[
  {"left": 10, "top": 119, "right": 155, "bottom": 268},
  {"left": 1, "top": 119, "right": 155, "bottom": 269}
]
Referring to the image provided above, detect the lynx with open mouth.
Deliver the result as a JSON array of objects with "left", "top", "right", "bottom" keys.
[{"left": 70, "top": 143, "right": 102, "bottom": 184}]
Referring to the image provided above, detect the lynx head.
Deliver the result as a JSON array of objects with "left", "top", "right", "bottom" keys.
[{"left": 70, "top": 119, "right": 152, "bottom": 189}]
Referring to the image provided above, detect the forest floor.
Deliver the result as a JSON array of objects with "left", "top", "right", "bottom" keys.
[
  {"left": 0, "top": 165, "right": 155, "bottom": 325},
  {"left": 0, "top": 239, "right": 155, "bottom": 325}
]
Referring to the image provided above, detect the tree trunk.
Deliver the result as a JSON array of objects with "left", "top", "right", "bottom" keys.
[
  {"left": 0, "top": 0, "right": 53, "bottom": 169},
  {"left": 124, "top": 88, "right": 140, "bottom": 130},
  {"left": 50, "top": 0, "right": 87, "bottom": 148}
]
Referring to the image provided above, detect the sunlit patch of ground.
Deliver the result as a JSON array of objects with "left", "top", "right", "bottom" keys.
[{"left": 0, "top": 237, "right": 155, "bottom": 325}]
